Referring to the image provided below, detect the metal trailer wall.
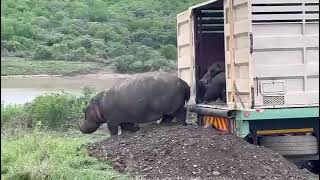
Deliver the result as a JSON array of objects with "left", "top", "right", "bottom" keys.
[
  {"left": 177, "top": 0, "right": 319, "bottom": 110},
  {"left": 251, "top": 0, "right": 319, "bottom": 108}
]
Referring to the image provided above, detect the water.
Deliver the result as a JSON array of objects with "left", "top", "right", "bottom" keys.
[{"left": 1, "top": 74, "right": 129, "bottom": 105}]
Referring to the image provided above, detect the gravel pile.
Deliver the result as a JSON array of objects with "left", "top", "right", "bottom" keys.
[{"left": 88, "top": 125, "right": 317, "bottom": 180}]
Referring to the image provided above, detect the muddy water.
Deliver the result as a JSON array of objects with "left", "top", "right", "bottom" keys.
[{"left": 1, "top": 74, "right": 129, "bottom": 105}]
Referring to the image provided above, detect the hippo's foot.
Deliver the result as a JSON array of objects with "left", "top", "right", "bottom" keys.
[
  {"left": 120, "top": 123, "right": 140, "bottom": 133},
  {"left": 161, "top": 115, "right": 174, "bottom": 124},
  {"left": 174, "top": 107, "right": 187, "bottom": 126},
  {"left": 107, "top": 124, "right": 119, "bottom": 136}
]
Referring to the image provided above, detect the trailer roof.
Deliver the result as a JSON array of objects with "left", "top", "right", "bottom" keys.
[{"left": 189, "top": 0, "right": 220, "bottom": 10}]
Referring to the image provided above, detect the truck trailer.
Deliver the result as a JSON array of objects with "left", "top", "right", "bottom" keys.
[{"left": 177, "top": 0, "right": 319, "bottom": 166}]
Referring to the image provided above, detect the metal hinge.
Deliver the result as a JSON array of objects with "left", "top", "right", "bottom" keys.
[{"left": 250, "top": 32, "right": 253, "bottom": 54}]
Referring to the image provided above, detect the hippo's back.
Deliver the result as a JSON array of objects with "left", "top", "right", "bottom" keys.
[{"left": 105, "top": 72, "right": 189, "bottom": 122}]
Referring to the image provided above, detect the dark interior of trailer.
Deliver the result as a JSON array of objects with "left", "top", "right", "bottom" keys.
[{"left": 193, "top": 0, "right": 227, "bottom": 105}]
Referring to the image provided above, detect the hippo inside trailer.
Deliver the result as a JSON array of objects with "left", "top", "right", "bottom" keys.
[{"left": 177, "top": 0, "right": 319, "bottom": 164}]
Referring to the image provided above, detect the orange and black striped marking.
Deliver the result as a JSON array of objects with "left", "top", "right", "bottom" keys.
[{"left": 203, "top": 116, "right": 229, "bottom": 131}]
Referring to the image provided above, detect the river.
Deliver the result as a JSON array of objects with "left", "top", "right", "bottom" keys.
[{"left": 1, "top": 73, "right": 129, "bottom": 105}]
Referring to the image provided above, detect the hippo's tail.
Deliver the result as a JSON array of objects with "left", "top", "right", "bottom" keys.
[{"left": 181, "top": 79, "right": 190, "bottom": 103}]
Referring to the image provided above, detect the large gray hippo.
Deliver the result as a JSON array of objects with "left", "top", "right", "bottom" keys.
[{"left": 79, "top": 72, "right": 190, "bottom": 135}]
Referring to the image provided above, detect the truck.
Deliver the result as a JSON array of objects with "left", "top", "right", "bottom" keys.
[{"left": 177, "top": 0, "right": 319, "bottom": 169}]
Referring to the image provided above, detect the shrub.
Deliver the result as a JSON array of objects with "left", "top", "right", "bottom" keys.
[
  {"left": 159, "top": 44, "right": 177, "bottom": 60},
  {"left": 1, "top": 103, "right": 30, "bottom": 129},
  {"left": 27, "top": 93, "right": 81, "bottom": 130},
  {"left": 33, "top": 45, "right": 52, "bottom": 60},
  {"left": 1, "top": 87, "right": 97, "bottom": 131}
]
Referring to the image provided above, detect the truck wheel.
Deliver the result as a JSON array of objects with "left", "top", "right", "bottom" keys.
[{"left": 260, "top": 135, "right": 318, "bottom": 156}]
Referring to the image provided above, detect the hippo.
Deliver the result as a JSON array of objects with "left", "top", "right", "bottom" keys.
[
  {"left": 203, "top": 72, "right": 226, "bottom": 103},
  {"left": 199, "top": 62, "right": 225, "bottom": 88},
  {"left": 79, "top": 72, "right": 190, "bottom": 135},
  {"left": 199, "top": 62, "right": 226, "bottom": 103}
]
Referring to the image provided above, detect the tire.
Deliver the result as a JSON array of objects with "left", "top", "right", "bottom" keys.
[{"left": 260, "top": 135, "right": 318, "bottom": 156}]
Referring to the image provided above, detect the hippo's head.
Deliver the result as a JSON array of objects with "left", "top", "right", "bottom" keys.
[
  {"left": 79, "top": 91, "right": 106, "bottom": 134},
  {"left": 199, "top": 62, "right": 225, "bottom": 87}
]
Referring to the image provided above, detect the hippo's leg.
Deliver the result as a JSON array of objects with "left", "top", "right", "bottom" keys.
[
  {"left": 120, "top": 123, "right": 140, "bottom": 132},
  {"left": 107, "top": 124, "right": 119, "bottom": 136},
  {"left": 203, "top": 87, "right": 217, "bottom": 103},
  {"left": 161, "top": 115, "right": 174, "bottom": 124},
  {"left": 173, "top": 107, "right": 187, "bottom": 126},
  {"left": 221, "top": 87, "right": 227, "bottom": 102}
]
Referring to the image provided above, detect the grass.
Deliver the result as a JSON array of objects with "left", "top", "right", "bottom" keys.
[
  {"left": 1, "top": 57, "right": 111, "bottom": 76},
  {"left": 1, "top": 88, "right": 129, "bottom": 179},
  {"left": 1, "top": 130, "right": 128, "bottom": 180}
]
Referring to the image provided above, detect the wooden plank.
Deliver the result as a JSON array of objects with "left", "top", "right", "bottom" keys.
[
  {"left": 177, "top": 55, "right": 192, "bottom": 68},
  {"left": 304, "top": 5, "right": 319, "bottom": 12},
  {"left": 305, "top": 13, "right": 319, "bottom": 20},
  {"left": 253, "top": 14, "right": 302, "bottom": 21},
  {"left": 253, "top": 14, "right": 319, "bottom": 21},
  {"left": 234, "top": 0, "right": 248, "bottom": 6},
  {"left": 177, "top": 36, "right": 190, "bottom": 46},
  {"left": 253, "top": 0, "right": 318, "bottom": 4},
  {"left": 254, "top": 65, "right": 308, "bottom": 77},
  {"left": 226, "top": 78, "right": 250, "bottom": 93},
  {"left": 307, "top": 64, "right": 319, "bottom": 75},
  {"left": 252, "top": 5, "right": 318, "bottom": 13},
  {"left": 252, "top": 6, "right": 304, "bottom": 12},
  {"left": 177, "top": 11, "right": 191, "bottom": 23},
  {"left": 225, "top": 24, "right": 230, "bottom": 36},
  {"left": 235, "top": 48, "right": 250, "bottom": 64},
  {"left": 227, "top": 49, "right": 251, "bottom": 64},
  {"left": 228, "top": 0, "right": 236, "bottom": 107},
  {"left": 253, "top": 35, "right": 319, "bottom": 49},
  {"left": 234, "top": 19, "right": 250, "bottom": 35}
]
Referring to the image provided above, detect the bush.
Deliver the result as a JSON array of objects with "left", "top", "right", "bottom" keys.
[
  {"left": 33, "top": 45, "right": 52, "bottom": 60},
  {"left": 27, "top": 93, "right": 82, "bottom": 130},
  {"left": 113, "top": 43, "right": 175, "bottom": 73},
  {"left": 1, "top": 103, "right": 30, "bottom": 129},
  {"left": 159, "top": 44, "right": 177, "bottom": 60},
  {"left": 1, "top": 86, "right": 97, "bottom": 131}
]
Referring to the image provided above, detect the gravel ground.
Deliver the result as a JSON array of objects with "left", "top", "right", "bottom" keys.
[{"left": 88, "top": 124, "right": 318, "bottom": 180}]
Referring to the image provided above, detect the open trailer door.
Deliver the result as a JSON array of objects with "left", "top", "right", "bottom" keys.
[
  {"left": 224, "top": 0, "right": 253, "bottom": 109},
  {"left": 177, "top": 10, "right": 196, "bottom": 104}
]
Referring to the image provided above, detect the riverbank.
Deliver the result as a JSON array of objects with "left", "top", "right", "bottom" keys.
[
  {"left": 1, "top": 89, "right": 129, "bottom": 179},
  {"left": 1, "top": 57, "right": 114, "bottom": 76},
  {"left": 1, "top": 73, "right": 130, "bottom": 105}
]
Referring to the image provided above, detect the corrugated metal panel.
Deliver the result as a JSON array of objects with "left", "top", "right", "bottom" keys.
[{"left": 251, "top": 1, "right": 319, "bottom": 108}]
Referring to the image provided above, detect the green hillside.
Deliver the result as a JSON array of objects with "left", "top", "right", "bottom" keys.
[{"left": 1, "top": 0, "right": 205, "bottom": 73}]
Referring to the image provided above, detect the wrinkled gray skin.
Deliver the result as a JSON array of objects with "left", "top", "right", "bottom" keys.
[
  {"left": 203, "top": 72, "right": 226, "bottom": 103},
  {"left": 199, "top": 62, "right": 225, "bottom": 88},
  {"left": 199, "top": 63, "right": 226, "bottom": 103},
  {"left": 79, "top": 72, "right": 190, "bottom": 135}
]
